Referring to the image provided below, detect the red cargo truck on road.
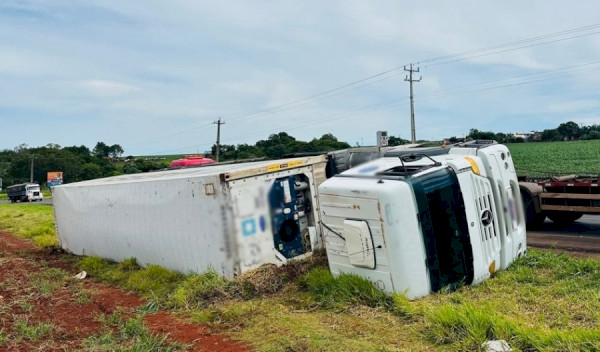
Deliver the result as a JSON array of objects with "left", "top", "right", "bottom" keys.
[{"left": 520, "top": 175, "right": 600, "bottom": 227}]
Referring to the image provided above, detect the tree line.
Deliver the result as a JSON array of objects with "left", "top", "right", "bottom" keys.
[
  {"left": 211, "top": 132, "right": 352, "bottom": 161},
  {"left": 0, "top": 142, "right": 167, "bottom": 188},
  {"left": 446, "top": 121, "right": 600, "bottom": 143},
  {"left": 1, "top": 133, "right": 357, "bottom": 188}
]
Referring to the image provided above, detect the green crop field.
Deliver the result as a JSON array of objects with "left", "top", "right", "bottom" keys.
[{"left": 507, "top": 140, "right": 600, "bottom": 177}]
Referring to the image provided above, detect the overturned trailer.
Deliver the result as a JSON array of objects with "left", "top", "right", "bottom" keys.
[{"left": 53, "top": 156, "right": 327, "bottom": 277}]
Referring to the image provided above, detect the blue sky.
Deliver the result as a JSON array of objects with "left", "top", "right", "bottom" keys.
[{"left": 1, "top": 1, "right": 599, "bottom": 155}]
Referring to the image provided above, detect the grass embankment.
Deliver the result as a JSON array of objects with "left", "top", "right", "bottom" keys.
[
  {"left": 3, "top": 204, "right": 600, "bottom": 351},
  {"left": 507, "top": 140, "right": 600, "bottom": 176},
  {"left": 77, "top": 251, "right": 600, "bottom": 351}
]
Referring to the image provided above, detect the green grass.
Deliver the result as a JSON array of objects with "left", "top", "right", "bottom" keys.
[
  {"left": 79, "top": 257, "right": 184, "bottom": 300},
  {"left": 0, "top": 204, "right": 57, "bottom": 247},
  {"left": 14, "top": 319, "right": 53, "bottom": 342},
  {"left": 29, "top": 268, "right": 70, "bottom": 297},
  {"left": 84, "top": 311, "right": 187, "bottom": 351},
  {"left": 299, "top": 267, "right": 395, "bottom": 309},
  {"left": 0, "top": 329, "right": 9, "bottom": 346},
  {"left": 507, "top": 140, "right": 600, "bottom": 176}
]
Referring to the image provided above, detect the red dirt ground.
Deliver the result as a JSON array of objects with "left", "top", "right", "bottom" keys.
[{"left": 0, "top": 231, "right": 249, "bottom": 352}]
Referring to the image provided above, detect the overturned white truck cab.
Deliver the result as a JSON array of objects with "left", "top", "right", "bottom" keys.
[{"left": 319, "top": 141, "right": 526, "bottom": 299}]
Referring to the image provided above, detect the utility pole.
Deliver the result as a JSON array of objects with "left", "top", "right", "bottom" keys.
[
  {"left": 404, "top": 63, "right": 421, "bottom": 143},
  {"left": 29, "top": 156, "right": 34, "bottom": 183},
  {"left": 213, "top": 117, "right": 225, "bottom": 162}
]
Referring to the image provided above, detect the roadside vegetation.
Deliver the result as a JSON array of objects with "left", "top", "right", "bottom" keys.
[{"left": 3, "top": 204, "right": 600, "bottom": 351}]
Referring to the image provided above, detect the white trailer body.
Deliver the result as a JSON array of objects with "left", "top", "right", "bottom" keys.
[
  {"left": 319, "top": 154, "right": 504, "bottom": 299},
  {"left": 53, "top": 156, "right": 327, "bottom": 277}
]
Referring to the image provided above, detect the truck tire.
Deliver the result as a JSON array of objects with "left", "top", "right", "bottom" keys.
[
  {"left": 520, "top": 183, "right": 545, "bottom": 229},
  {"left": 521, "top": 192, "right": 545, "bottom": 229},
  {"left": 546, "top": 211, "right": 583, "bottom": 226}
]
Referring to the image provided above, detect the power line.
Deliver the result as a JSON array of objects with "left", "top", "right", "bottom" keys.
[
  {"left": 222, "top": 62, "right": 600, "bottom": 144},
  {"left": 224, "top": 99, "right": 411, "bottom": 144},
  {"left": 131, "top": 22, "right": 600, "bottom": 153},
  {"left": 424, "top": 30, "right": 600, "bottom": 67},
  {"left": 226, "top": 71, "right": 407, "bottom": 124},
  {"left": 418, "top": 23, "right": 600, "bottom": 65},
  {"left": 417, "top": 60, "right": 600, "bottom": 98},
  {"left": 128, "top": 21, "right": 600, "bottom": 152},
  {"left": 416, "top": 65, "right": 600, "bottom": 102},
  {"left": 223, "top": 22, "right": 600, "bottom": 124},
  {"left": 128, "top": 122, "right": 213, "bottom": 148}
]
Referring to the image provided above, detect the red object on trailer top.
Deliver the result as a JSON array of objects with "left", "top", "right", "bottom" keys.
[{"left": 170, "top": 155, "right": 216, "bottom": 168}]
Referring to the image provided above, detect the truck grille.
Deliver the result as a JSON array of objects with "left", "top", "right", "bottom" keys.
[
  {"left": 471, "top": 175, "right": 501, "bottom": 262},
  {"left": 476, "top": 194, "right": 497, "bottom": 240}
]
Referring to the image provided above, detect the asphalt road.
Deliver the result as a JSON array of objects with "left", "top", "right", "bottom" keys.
[
  {"left": 527, "top": 214, "right": 600, "bottom": 254},
  {"left": 1, "top": 198, "right": 53, "bottom": 206}
]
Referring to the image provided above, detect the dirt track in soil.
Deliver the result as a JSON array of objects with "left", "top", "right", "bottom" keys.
[{"left": 0, "top": 231, "right": 249, "bottom": 352}]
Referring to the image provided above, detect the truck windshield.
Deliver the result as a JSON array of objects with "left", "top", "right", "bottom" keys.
[
  {"left": 27, "top": 186, "right": 39, "bottom": 191},
  {"left": 410, "top": 168, "right": 473, "bottom": 292}
]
